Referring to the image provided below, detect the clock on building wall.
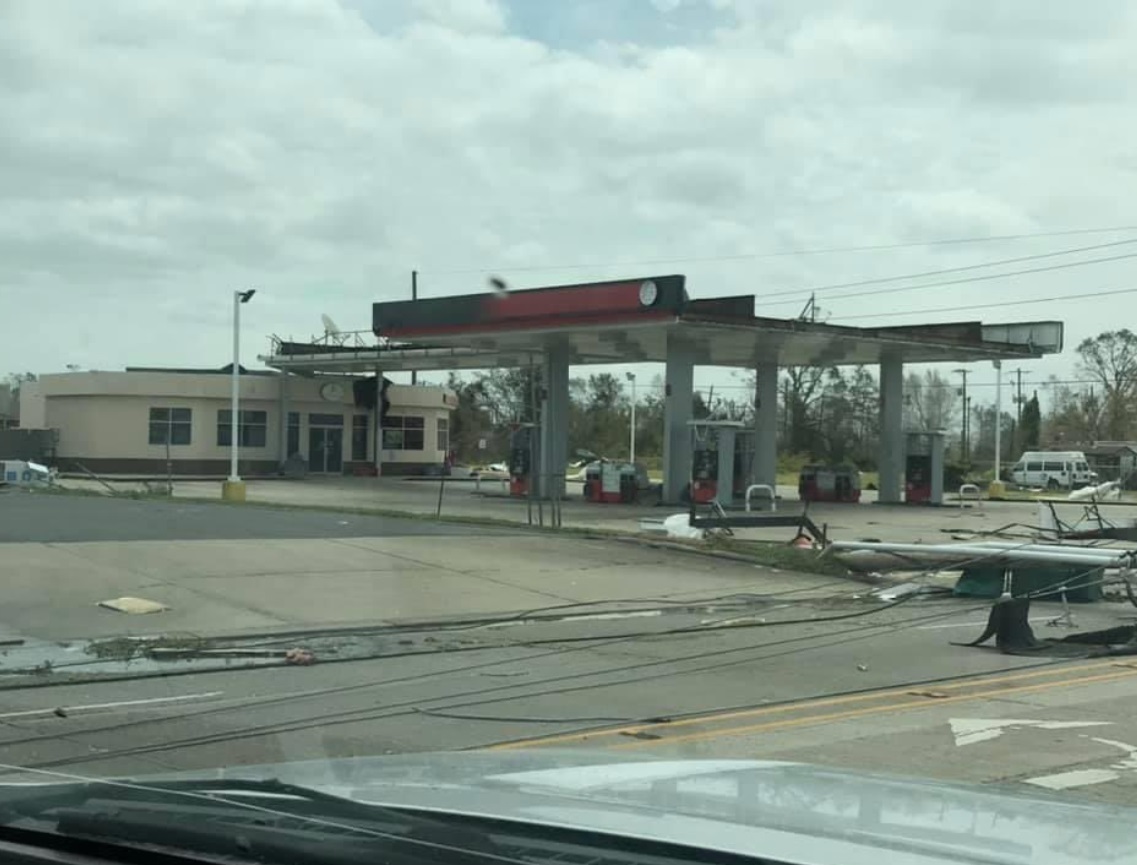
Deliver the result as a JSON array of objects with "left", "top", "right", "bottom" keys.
[
  {"left": 319, "top": 381, "right": 346, "bottom": 402},
  {"left": 638, "top": 280, "right": 658, "bottom": 307}
]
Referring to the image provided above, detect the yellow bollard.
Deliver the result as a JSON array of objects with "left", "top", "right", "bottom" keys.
[{"left": 221, "top": 480, "right": 247, "bottom": 502}]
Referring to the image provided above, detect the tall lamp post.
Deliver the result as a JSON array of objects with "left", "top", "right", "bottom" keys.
[
  {"left": 625, "top": 371, "right": 637, "bottom": 464},
  {"left": 222, "top": 289, "right": 256, "bottom": 501}
]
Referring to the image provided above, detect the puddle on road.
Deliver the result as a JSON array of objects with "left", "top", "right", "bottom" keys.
[{"left": 0, "top": 629, "right": 487, "bottom": 685}]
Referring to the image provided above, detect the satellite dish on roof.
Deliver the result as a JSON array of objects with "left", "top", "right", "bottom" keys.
[
  {"left": 321, "top": 313, "right": 348, "bottom": 346},
  {"left": 488, "top": 275, "right": 509, "bottom": 297}
]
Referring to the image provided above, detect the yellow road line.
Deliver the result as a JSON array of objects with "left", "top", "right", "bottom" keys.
[
  {"left": 491, "top": 659, "right": 1123, "bottom": 750},
  {"left": 615, "top": 667, "right": 1137, "bottom": 750}
]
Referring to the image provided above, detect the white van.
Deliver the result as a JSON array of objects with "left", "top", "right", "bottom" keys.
[{"left": 1009, "top": 451, "right": 1096, "bottom": 490}]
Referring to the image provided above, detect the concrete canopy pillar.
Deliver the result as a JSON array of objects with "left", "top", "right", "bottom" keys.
[
  {"left": 663, "top": 333, "right": 695, "bottom": 503},
  {"left": 539, "top": 342, "right": 570, "bottom": 499},
  {"left": 878, "top": 354, "right": 905, "bottom": 503},
  {"left": 753, "top": 359, "right": 778, "bottom": 491}
]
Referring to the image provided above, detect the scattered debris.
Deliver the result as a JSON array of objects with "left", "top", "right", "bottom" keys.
[
  {"left": 619, "top": 730, "right": 662, "bottom": 741},
  {"left": 856, "top": 664, "right": 868, "bottom": 672},
  {"left": 908, "top": 690, "right": 949, "bottom": 699},
  {"left": 827, "top": 541, "right": 1135, "bottom": 573},
  {"left": 661, "top": 513, "right": 705, "bottom": 540},
  {"left": 0, "top": 460, "right": 56, "bottom": 488},
  {"left": 1037, "top": 497, "right": 1137, "bottom": 542},
  {"left": 284, "top": 648, "right": 315, "bottom": 665},
  {"left": 97, "top": 597, "right": 169, "bottom": 615},
  {"left": 52, "top": 707, "right": 67, "bottom": 718}
]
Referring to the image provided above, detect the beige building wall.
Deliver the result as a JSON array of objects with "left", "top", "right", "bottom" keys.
[{"left": 22, "top": 371, "right": 453, "bottom": 476}]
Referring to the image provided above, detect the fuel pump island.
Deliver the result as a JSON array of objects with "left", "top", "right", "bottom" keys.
[{"left": 265, "top": 274, "right": 1062, "bottom": 504}]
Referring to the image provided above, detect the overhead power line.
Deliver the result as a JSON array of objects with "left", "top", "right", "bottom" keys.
[
  {"left": 681, "top": 378, "right": 1129, "bottom": 392},
  {"left": 757, "top": 237, "right": 1137, "bottom": 304},
  {"left": 832, "top": 286, "right": 1137, "bottom": 321},
  {"left": 423, "top": 224, "right": 1137, "bottom": 276},
  {"left": 760, "top": 250, "right": 1137, "bottom": 308}
]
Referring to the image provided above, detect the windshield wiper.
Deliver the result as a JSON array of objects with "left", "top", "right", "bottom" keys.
[{"left": 0, "top": 777, "right": 512, "bottom": 865}]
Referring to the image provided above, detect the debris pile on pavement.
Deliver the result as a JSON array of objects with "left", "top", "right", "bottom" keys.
[
  {"left": 97, "top": 596, "right": 169, "bottom": 615},
  {"left": 284, "top": 648, "right": 316, "bottom": 665},
  {"left": 960, "top": 596, "right": 1137, "bottom": 657}
]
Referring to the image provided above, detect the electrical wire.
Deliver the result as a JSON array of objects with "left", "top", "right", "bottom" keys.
[
  {"left": 673, "top": 377, "right": 1134, "bottom": 392},
  {"left": 831, "top": 285, "right": 1137, "bottom": 321},
  {"left": 757, "top": 249, "right": 1137, "bottom": 308},
  {"left": 759, "top": 239, "right": 1137, "bottom": 304},
  {"left": 7, "top": 597, "right": 1004, "bottom": 771},
  {"left": 421, "top": 224, "right": 1137, "bottom": 275},
  {"left": 756, "top": 237, "right": 1137, "bottom": 304},
  {"left": 6, "top": 547, "right": 1122, "bottom": 770},
  {"left": 0, "top": 547, "right": 1035, "bottom": 745}
]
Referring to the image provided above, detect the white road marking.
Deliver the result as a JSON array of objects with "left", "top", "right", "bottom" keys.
[
  {"left": 949, "top": 718, "right": 1112, "bottom": 747},
  {"left": 0, "top": 691, "right": 224, "bottom": 720},
  {"left": 1025, "top": 736, "right": 1137, "bottom": 789},
  {"left": 1090, "top": 736, "right": 1137, "bottom": 771},
  {"left": 1024, "top": 769, "right": 1121, "bottom": 790}
]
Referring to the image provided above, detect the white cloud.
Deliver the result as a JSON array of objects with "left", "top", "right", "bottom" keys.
[
  {"left": 411, "top": 0, "right": 506, "bottom": 32},
  {"left": 1, "top": 0, "right": 1136, "bottom": 392}
]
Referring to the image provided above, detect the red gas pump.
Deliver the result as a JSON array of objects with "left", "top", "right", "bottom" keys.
[
  {"left": 686, "top": 421, "right": 754, "bottom": 506},
  {"left": 904, "top": 432, "right": 945, "bottom": 505},
  {"left": 690, "top": 440, "right": 718, "bottom": 504},
  {"left": 508, "top": 426, "right": 533, "bottom": 497},
  {"left": 583, "top": 460, "right": 638, "bottom": 503},
  {"left": 798, "top": 465, "right": 862, "bottom": 503}
]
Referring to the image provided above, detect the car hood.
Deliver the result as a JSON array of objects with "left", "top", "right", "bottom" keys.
[{"left": 66, "top": 751, "right": 1137, "bottom": 865}]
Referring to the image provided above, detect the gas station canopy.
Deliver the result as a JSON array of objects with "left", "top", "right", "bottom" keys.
[{"left": 264, "top": 274, "right": 1063, "bottom": 374}]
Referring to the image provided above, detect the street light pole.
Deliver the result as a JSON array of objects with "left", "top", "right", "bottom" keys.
[
  {"left": 226, "top": 290, "right": 256, "bottom": 494},
  {"left": 625, "top": 372, "right": 637, "bottom": 464}
]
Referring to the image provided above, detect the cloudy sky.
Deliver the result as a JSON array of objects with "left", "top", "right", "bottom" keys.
[{"left": 4, "top": 0, "right": 1137, "bottom": 404}]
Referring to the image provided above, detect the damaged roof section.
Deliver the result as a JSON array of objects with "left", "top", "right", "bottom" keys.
[{"left": 265, "top": 274, "right": 1064, "bottom": 374}]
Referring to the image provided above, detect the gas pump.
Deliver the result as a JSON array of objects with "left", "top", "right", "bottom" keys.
[
  {"left": 508, "top": 425, "right": 535, "bottom": 497},
  {"left": 905, "top": 431, "right": 945, "bottom": 505},
  {"left": 688, "top": 420, "right": 755, "bottom": 508}
]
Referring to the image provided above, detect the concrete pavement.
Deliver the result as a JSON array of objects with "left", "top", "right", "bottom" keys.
[
  {"left": 5, "top": 486, "right": 1137, "bottom": 809},
  {"left": 55, "top": 474, "right": 1063, "bottom": 544},
  {"left": 0, "top": 492, "right": 855, "bottom": 644}
]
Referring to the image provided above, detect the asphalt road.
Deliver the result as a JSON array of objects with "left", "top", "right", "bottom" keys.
[
  {"left": 4, "top": 595, "right": 1137, "bottom": 806},
  {"left": 0, "top": 491, "right": 503, "bottom": 543},
  {"left": 4, "top": 490, "right": 1137, "bottom": 809}
]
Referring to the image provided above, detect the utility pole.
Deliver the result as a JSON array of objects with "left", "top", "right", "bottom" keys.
[
  {"left": 964, "top": 395, "right": 972, "bottom": 462},
  {"left": 954, "top": 368, "right": 969, "bottom": 462},
  {"left": 1013, "top": 368, "right": 1024, "bottom": 454},
  {"left": 410, "top": 270, "right": 418, "bottom": 386},
  {"left": 993, "top": 360, "right": 1003, "bottom": 481}
]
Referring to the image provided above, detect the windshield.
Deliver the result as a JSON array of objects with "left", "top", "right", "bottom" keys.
[{"left": 4, "top": 2, "right": 1137, "bottom": 864}]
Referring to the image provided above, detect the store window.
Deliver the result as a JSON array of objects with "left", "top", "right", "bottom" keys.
[
  {"left": 149, "top": 407, "right": 192, "bottom": 446},
  {"left": 217, "top": 409, "right": 268, "bottom": 447},
  {"left": 381, "top": 415, "right": 425, "bottom": 450}
]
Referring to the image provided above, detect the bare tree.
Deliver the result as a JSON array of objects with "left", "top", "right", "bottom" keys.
[
  {"left": 903, "top": 369, "right": 957, "bottom": 432},
  {"left": 1076, "top": 329, "right": 1137, "bottom": 440}
]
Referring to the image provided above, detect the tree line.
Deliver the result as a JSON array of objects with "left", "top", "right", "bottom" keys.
[{"left": 442, "top": 329, "right": 1135, "bottom": 470}]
